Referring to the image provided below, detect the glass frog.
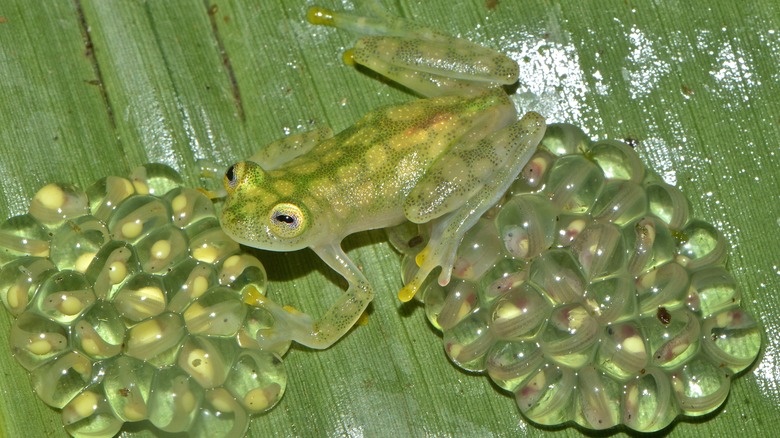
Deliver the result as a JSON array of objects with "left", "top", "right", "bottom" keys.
[{"left": 220, "top": 6, "right": 546, "bottom": 350}]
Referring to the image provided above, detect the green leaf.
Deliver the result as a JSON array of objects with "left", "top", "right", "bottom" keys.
[{"left": 0, "top": 0, "right": 777, "bottom": 437}]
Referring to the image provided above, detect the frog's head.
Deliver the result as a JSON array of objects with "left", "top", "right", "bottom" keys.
[{"left": 220, "top": 161, "right": 314, "bottom": 251}]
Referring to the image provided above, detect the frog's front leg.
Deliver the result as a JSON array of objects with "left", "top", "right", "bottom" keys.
[
  {"left": 248, "top": 126, "right": 333, "bottom": 170},
  {"left": 254, "top": 241, "right": 373, "bottom": 350},
  {"left": 399, "top": 112, "right": 547, "bottom": 302}
]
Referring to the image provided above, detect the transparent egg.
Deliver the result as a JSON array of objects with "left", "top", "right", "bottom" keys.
[
  {"left": 107, "top": 196, "right": 172, "bottom": 244},
  {"left": 623, "top": 216, "right": 675, "bottom": 276},
  {"left": 113, "top": 274, "right": 168, "bottom": 322},
  {"left": 539, "top": 304, "right": 600, "bottom": 369},
  {"left": 670, "top": 356, "right": 731, "bottom": 416},
  {"left": 622, "top": 368, "right": 677, "bottom": 432},
  {"left": 583, "top": 274, "right": 637, "bottom": 324},
  {"left": 0, "top": 256, "right": 57, "bottom": 315},
  {"left": 700, "top": 308, "right": 762, "bottom": 373},
  {"left": 191, "top": 388, "right": 249, "bottom": 438},
  {"left": 637, "top": 262, "right": 689, "bottom": 315},
  {"left": 443, "top": 307, "right": 493, "bottom": 372},
  {"left": 676, "top": 219, "right": 728, "bottom": 270},
  {"left": 434, "top": 279, "right": 480, "bottom": 331},
  {"left": 28, "top": 183, "right": 89, "bottom": 227},
  {"left": 165, "top": 187, "right": 218, "bottom": 230},
  {"left": 477, "top": 258, "right": 527, "bottom": 301},
  {"left": 147, "top": 366, "right": 204, "bottom": 432},
  {"left": 178, "top": 336, "right": 238, "bottom": 389},
  {"left": 86, "top": 241, "right": 141, "bottom": 300},
  {"left": 135, "top": 224, "right": 189, "bottom": 273},
  {"left": 166, "top": 260, "right": 220, "bottom": 313},
  {"left": 184, "top": 287, "right": 247, "bottom": 337},
  {"left": 10, "top": 312, "right": 69, "bottom": 370},
  {"left": 642, "top": 309, "right": 701, "bottom": 370},
  {"left": 450, "top": 218, "right": 503, "bottom": 281},
  {"left": 645, "top": 180, "right": 692, "bottom": 230},
  {"left": 189, "top": 223, "right": 240, "bottom": 265},
  {"left": 0, "top": 214, "right": 50, "bottom": 265},
  {"left": 528, "top": 249, "right": 586, "bottom": 304},
  {"left": 539, "top": 123, "right": 590, "bottom": 156},
  {"left": 570, "top": 222, "right": 627, "bottom": 280},
  {"left": 588, "top": 139, "right": 645, "bottom": 182},
  {"left": 32, "top": 270, "right": 96, "bottom": 324},
  {"left": 124, "top": 313, "right": 187, "bottom": 367},
  {"left": 596, "top": 321, "right": 648, "bottom": 380},
  {"left": 574, "top": 366, "right": 622, "bottom": 430},
  {"left": 591, "top": 180, "right": 648, "bottom": 226},
  {"left": 224, "top": 350, "right": 286, "bottom": 414},
  {"left": 544, "top": 155, "right": 605, "bottom": 214},
  {"left": 71, "top": 302, "right": 126, "bottom": 360},
  {"left": 49, "top": 216, "right": 110, "bottom": 272},
  {"left": 129, "top": 163, "right": 184, "bottom": 196},
  {"left": 488, "top": 281, "right": 550, "bottom": 340},
  {"left": 102, "top": 356, "right": 155, "bottom": 422},
  {"left": 86, "top": 176, "right": 136, "bottom": 222},
  {"left": 62, "top": 385, "right": 123, "bottom": 438},
  {"left": 31, "top": 350, "right": 95, "bottom": 408},
  {"left": 219, "top": 253, "right": 268, "bottom": 294},
  {"left": 508, "top": 148, "right": 556, "bottom": 195},
  {"left": 495, "top": 194, "right": 556, "bottom": 259},
  {"left": 485, "top": 340, "right": 544, "bottom": 392},
  {"left": 689, "top": 266, "right": 740, "bottom": 317},
  {"left": 514, "top": 364, "right": 575, "bottom": 426}
]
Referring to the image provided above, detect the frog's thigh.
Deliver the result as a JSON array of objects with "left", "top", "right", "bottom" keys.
[
  {"left": 350, "top": 36, "right": 517, "bottom": 98},
  {"left": 248, "top": 126, "right": 333, "bottom": 170},
  {"left": 404, "top": 112, "right": 546, "bottom": 225}
]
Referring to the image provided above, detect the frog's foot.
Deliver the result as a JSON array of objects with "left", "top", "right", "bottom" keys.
[
  {"left": 248, "top": 126, "right": 333, "bottom": 171},
  {"left": 244, "top": 286, "right": 313, "bottom": 352},
  {"left": 196, "top": 159, "right": 227, "bottom": 199},
  {"left": 307, "top": 6, "right": 519, "bottom": 98},
  {"left": 398, "top": 233, "right": 459, "bottom": 302},
  {"left": 244, "top": 252, "right": 374, "bottom": 351}
]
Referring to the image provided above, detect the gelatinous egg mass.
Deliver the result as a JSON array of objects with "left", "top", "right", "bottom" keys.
[
  {"left": 0, "top": 164, "right": 287, "bottom": 438},
  {"left": 395, "top": 124, "right": 762, "bottom": 433}
]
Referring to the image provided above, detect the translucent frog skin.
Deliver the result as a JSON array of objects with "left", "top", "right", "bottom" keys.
[{"left": 220, "top": 6, "right": 546, "bottom": 350}]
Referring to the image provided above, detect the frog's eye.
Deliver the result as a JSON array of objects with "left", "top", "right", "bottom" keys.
[
  {"left": 224, "top": 163, "right": 240, "bottom": 190},
  {"left": 269, "top": 203, "right": 307, "bottom": 239}
]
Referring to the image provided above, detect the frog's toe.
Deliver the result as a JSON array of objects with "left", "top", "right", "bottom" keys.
[
  {"left": 398, "top": 281, "right": 421, "bottom": 303},
  {"left": 399, "top": 242, "right": 457, "bottom": 302},
  {"left": 256, "top": 326, "right": 293, "bottom": 354},
  {"left": 243, "top": 286, "right": 315, "bottom": 351},
  {"left": 306, "top": 6, "right": 336, "bottom": 26},
  {"left": 256, "top": 306, "right": 316, "bottom": 351}
]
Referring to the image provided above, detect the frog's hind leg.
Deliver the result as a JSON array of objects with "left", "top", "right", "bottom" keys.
[
  {"left": 307, "top": 7, "right": 518, "bottom": 98},
  {"left": 399, "top": 112, "right": 546, "bottom": 302},
  {"left": 248, "top": 126, "right": 333, "bottom": 170},
  {"left": 251, "top": 242, "right": 374, "bottom": 350}
]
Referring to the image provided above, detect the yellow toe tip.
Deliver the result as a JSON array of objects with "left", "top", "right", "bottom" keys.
[
  {"left": 196, "top": 187, "right": 218, "bottom": 200},
  {"left": 243, "top": 285, "right": 267, "bottom": 306},
  {"left": 398, "top": 284, "right": 418, "bottom": 303},
  {"left": 342, "top": 49, "right": 356, "bottom": 66},
  {"left": 307, "top": 6, "right": 335, "bottom": 26},
  {"left": 282, "top": 305, "right": 301, "bottom": 315}
]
